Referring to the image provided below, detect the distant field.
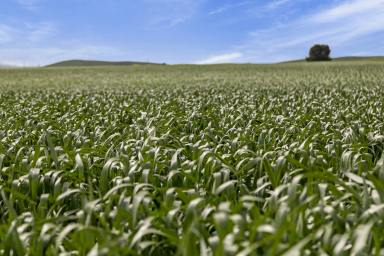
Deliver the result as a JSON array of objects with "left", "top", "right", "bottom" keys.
[
  {"left": 1, "top": 62, "right": 384, "bottom": 255},
  {"left": 281, "top": 56, "right": 384, "bottom": 63}
]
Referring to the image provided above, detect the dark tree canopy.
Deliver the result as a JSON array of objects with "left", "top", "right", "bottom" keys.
[{"left": 306, "top": 44, "right": 331, "bottom": 61}]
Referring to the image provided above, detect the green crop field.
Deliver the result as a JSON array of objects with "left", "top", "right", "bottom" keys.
[{"left": 1, "top": 62, "right": 384, "bottom": 255}]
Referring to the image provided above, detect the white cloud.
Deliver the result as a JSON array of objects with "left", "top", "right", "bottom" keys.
[
  {"left": 15, "top": 0, "right": 43, "bottom": 10},
  {"left": 311, "top": 0, "right": 384, "bottom": 23},
  {"left": 0, "top": 45, "right": 125, "bottom": 66},
  {"left": 0, "top": 21, "right": 56, "bottom": 45},
  {"left": 196, "top": 53, "right": 243, "bottom": 64},
  {"left": 144, "top": 0, "right": 202, "bottom": 28},
  {"left": 208, "top": 1, "right": 254, "bottom": 15},
  {"left": 231, "top": 0, "right": 384, "bottom": 62},
  {"left": 266, "top": 0, "right": 292, "bottom": 10},
  {"left": 292, "top": 0, "right": 384, "bottom": 45},
  {"left": 148, "top": 16, "right": 188, "bottom": 29}
]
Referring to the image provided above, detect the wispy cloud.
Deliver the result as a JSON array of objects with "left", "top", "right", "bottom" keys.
[
  {"left": 0, "top": 45, "right": 125, "bottom": 66},
  {"left": 266, "top": 0, "right": 292, "bottom": 10},
  {"left": 196, "top": 52, "right": 243, "bottom": 64},
  {"left": 15, "top": 0, "right": 43, "bottom": 10},
  {"left": 311, "top": 0, "right": 384, "bottom": 23},
  {"left": 147, "top": 16, "right": 188, "bottom": 29},
  {"left": 0, "top": 21, "right": 56, "bottom": 45},
  {"left": 144, "top": 0, "right": 202, "bottom": 29},
  {"left": 208, "top": 1, "right": 255, "bottom": 15},
  {"left": 231, "top": 0, "right": 384, "bottom": 62}
]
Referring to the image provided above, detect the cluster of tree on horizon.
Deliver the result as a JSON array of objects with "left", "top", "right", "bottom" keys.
[{"left": 307, "top": 44, "right": 332, "bottom": 61}]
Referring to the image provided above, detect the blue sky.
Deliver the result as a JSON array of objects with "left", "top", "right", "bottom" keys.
[{"left": 1, "top": 0, "right": 384, "bottom": 65}]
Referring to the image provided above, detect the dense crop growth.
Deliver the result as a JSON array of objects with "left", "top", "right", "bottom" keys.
[{"left": 1, "top": 63, "right": 384, "bottom": 255}]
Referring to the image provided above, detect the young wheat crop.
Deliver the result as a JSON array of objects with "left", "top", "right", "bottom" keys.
[{"left": 0, "top": 63, "right": 384, "bottom": 255}]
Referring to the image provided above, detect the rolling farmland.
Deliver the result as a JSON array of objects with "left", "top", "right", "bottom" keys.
[{"left": 1, "top": 62, "right": 384, "bottom": 255}]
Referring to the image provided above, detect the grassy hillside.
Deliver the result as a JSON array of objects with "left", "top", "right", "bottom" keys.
[
  {"left": 281, "top": 56, "right": 384, "bottom": 64},
  {"left": 46, "top": 59, "right": 164, "bottom": 67},
  {"left": 334, "top": 56, "right": 384, "bottom": 61}
]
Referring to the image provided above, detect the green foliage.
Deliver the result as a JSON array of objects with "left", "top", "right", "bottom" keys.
[
  {"left": 307, "top": 44, "right": 332, "bottom": 61},
  {"left": 0, "top": 63, "right": 384, "bottom": 255}
]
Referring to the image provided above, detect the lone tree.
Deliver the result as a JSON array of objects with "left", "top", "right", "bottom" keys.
[{"left": 306, "top": 44, "right": 331, "bottom": 61}]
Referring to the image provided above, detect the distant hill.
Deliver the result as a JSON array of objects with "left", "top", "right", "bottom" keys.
[
  {"left": 281, "top": 56, "right": 384, "bottom": 64},
  {"left": 24, "top": 56, "right": 384, "bottom": 67},
  {"left": 332, "top": 56, "right": 384, "bottom": 62},
  {"left": 46, "top": 59, "right": 165, "bottom": 67}
]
